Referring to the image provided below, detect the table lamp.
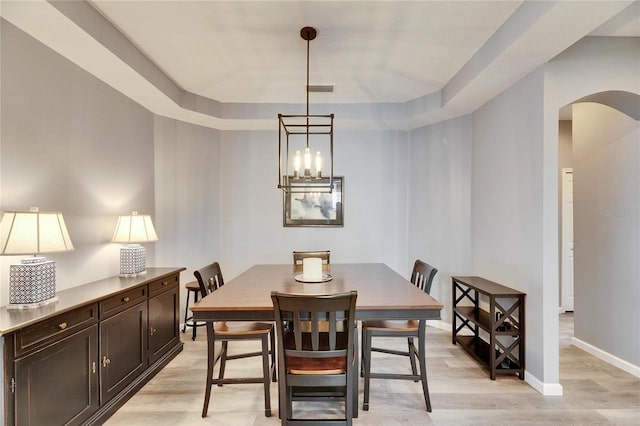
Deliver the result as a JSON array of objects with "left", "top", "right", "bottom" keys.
[
  {"left": 0, "top": 207, "right": 74, "bottom": 308},
  {"left": 112, "top": 212, "right": 158, "bottom": 276}
]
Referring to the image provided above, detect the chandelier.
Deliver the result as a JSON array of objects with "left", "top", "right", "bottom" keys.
[{"left": 278, "top": 27, "right": 334, "bottom": 193}]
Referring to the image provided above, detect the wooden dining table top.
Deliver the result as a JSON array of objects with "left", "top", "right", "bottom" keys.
[{"left": 191, "top": 263, "right": 443, "bottom": 322}]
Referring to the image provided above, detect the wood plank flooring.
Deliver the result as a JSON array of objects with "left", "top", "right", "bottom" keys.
[{"left": 105, "top": 314, "right": 639, "bottom": 425}]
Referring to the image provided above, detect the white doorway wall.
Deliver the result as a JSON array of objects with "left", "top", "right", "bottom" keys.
[{"left": 561, "top": 168, "right": 574, "bottom": 312}]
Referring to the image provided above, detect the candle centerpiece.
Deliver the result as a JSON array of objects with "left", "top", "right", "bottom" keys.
[
  {"left": 302, "top": 257, "right": 323, "bottom": 281},
  {"left": 295, "top": 257, "right": 333, "bottom": 283}
]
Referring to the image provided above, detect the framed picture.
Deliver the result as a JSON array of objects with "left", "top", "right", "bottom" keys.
[{"left": 283, "top": 177, "right": 344, "bottom": 227}]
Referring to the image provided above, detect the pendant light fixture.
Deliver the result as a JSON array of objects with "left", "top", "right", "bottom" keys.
[{"left": 278, "top": 27, "right": 334, "bottom": 193}]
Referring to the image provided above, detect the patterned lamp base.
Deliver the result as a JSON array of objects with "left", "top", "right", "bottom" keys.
[
  {"left": 8, "top": 256, "right": 58, "bottom": 309},
  {"left": 120, "top": 244, "right": 147, "bottom": 276}
]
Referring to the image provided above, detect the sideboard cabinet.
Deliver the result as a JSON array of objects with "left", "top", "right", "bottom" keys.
[{"left": 0, "top": 267, "right": 185, "bottom": 425}]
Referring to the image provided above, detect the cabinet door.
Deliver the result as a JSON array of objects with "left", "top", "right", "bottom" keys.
[
  {"left": 15, "top": 325, "right": 99, "bottom": 426},
  {"left": 148, "top": 284, "right": 180, "bottom": 365},
  {"left": 100, "top": 302, "right": 148, "bottom": 403}
]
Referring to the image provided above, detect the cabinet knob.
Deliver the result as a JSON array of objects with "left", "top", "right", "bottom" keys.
[
  {"left": 150, "top": 326, "right": 157, "bottom": 336},
  {"left": 162, "top": 281, "right": 168, "bottom": 286},
  {"left": 123, "top": 296, "right": 130, "bottom": 303},
  {"left": 58, "top": 322, "right": 67, "bottom": 330},
  {"left": 103, "top": 356, "right": 111, "bottom": 367}
]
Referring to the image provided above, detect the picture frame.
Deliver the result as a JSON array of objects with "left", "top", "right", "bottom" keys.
[{"left": 283, "top": 177, "right": 344, "bottom": 227}]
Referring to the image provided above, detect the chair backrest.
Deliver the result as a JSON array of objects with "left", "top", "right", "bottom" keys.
[
  {"left": 271, "top": 291, "right": 357, "bottom": 367},
  {"left": 410, "top": 259, "right": 438, "bottom": 294},
  {"left": 293, "top": 250, "right": 330, "bottom": 265},
  {"left": 194, "top": 261, "right": 225, "bottom": 298}
]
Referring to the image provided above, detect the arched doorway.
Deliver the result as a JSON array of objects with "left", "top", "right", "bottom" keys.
[{"left": 558, "top": 90, "right": 640, "bottom": 376}]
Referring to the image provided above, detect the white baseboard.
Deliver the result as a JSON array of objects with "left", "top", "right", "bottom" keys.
[
  {"left": 431, "top": 320, "right": 564, "bottom": 396},
  {"left": 524, "top": 371, "right": 563, "bottom": 395},
  {"left": 572, "top": 337, "right": 640, "bottom": 378}
]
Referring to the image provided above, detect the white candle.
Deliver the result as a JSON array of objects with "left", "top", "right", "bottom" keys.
[
  {"left": 294, "top": 150, "right": 301, "bottom": 177},
  {"left": 315, "top": 151, "right": 322, "bottom": 177},
  {"left": 302, "top": 257, "right": 323, "bottom": 281},
  {"left": 304, "top": 147, "right": 311, "bottom": 176}
]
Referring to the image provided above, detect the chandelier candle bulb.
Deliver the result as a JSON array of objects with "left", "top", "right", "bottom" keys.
[
  {"left": 302, "top": 257, "right": 323, "bottom": 282},
  {"left": 304, "top": 147, "right": 312, "bottom": 176},
  {"left": 315, "top": 151, "right": 322, "bottom": 177},
  {"left": 294, "top": 150, "right": 302, "bottom": 178}
]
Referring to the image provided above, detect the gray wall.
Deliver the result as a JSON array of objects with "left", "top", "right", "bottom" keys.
[
  {"left": 407, "top": 115, "right": 473, "bottom": 324},
  {"left": 558, "top": 120, "right": 573, "bottom": 305},
  {"left": 572, "top": 102, "right": 639, "bottom": 366},
  {"left": 218, "top": 129, "right": 410, "bottom": 279},
  {"left": 0, "top": 19, "right": 155, "bottom": 300},
  {"left": 471, "top": 67, "right": 547, "bottom": 382},
  {"left": 0, "top": 20, "right": 223, "bottom": 322},
  {"left": 153, "top": 115, "right": 221, "bottom": 288}
]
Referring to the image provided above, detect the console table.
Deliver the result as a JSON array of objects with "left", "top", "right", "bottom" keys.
[
  {"left": 452, "top": 276, "right": 525, "bottom": 380},
  {"left": 0, "top": 267, "right": 185, "bottom": 425}
]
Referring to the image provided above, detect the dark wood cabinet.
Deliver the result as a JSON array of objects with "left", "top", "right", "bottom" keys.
[
  {"left": 14, "top": 325, "right": 99, "bottom": 426},
  {"left": 148, "top": 279, "right": 179, "bottom": 366},
  {"left": 452, "top": 276, "right": 525, "bottom": 380},
  {"left": 99, "top": 302, "right": 148, "bottom": 403},
  {"left": 0, "top": 267, "right": 185, "bottom": 426}
]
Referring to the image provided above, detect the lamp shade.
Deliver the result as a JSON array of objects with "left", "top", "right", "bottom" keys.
[
  {"left": 112, "top": 212, "right": 158, "bottom": 243},
  {"left": 0, "top": 208, "right": 74, "bottom": 255}
]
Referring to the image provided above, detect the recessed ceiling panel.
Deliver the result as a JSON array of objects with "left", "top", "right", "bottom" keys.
[{"left": 89, "top": 1, "right": 521, "bottom": 104}]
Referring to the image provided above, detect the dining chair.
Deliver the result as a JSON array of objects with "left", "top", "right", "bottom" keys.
[
  {"left": 361, "top": 259, "right": 437, "bottom": 412},
  {"left": 292, "top": 250, "right": 330, "bottom": 265},
  {"left": 271, "top": 290, "right": 358, "bottom": 426},
  {"left": 194, "top": 261, "right": 276, "bottom": 418}
]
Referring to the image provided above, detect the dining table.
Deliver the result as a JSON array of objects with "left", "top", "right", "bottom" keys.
[
  {"left": 190, "top": 262, "right": 443, "bottom": 417},
  {"left": 191, "top": 263, "right": 443, "bottom": 321}
]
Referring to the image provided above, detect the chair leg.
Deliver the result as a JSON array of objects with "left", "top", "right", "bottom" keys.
[
  {"left": 352, "top": 327, "right": 359, "bottom": 419},
  {"left": 345, "top": 374, "right": 353, "bottom": 426},
  {"left": 182, "top": 290, "right": 191, "bottom": 333},
  {"left": 360, "top": 326, "right": 365, "bottom": 378},
  {"left": 202, "top": 323, "right": 216, "bottom": 418},
  {"left": 278, "top": 360, "right": 286, "bottom": 421},
  {"left": 286, "top": 384, "right": 293, "bottom": 420},
  {"left": 418, "top": 322, "right": 432, "bottom": 412},
  {"left": 217, "top": 341, "right": 228, "bottom": 386},
  {"left": 362, "top": 329, "right": 372, "bottom": 411},
  {"left": 270, "top": 329, "right": 277, "bottom": 382},
  {"left": 261, "top": 334, "right": 272, "bottom": 417},
  {"left": 408, "top": 337, "right": 419, "bottom": 382},
  {"left": 191, "top": 291, "right": 199, "bottom": 341}
]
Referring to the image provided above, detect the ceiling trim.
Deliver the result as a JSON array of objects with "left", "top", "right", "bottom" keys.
[{"left": 1, "top": 0, "right": 635, "bottom": 131}]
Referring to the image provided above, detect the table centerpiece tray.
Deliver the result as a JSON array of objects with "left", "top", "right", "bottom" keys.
[{"left": 294, "top": 274, "right": 333, "bottom": 283}]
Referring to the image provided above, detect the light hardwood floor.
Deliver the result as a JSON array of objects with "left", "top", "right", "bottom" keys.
[{"left": 105, "top": 314, "right": 639, "bottom": 425}]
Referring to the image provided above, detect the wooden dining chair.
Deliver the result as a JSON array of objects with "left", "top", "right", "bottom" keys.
[
  {"left": 271, "top": 290, "right": 358, "bottom": 426},
  {"left": 361, "top": 259, "right": 437, "bottom": 412},
  {"left": 194, "top": 261, "right": 276, "bottom": 418},
  {"left": 292, "top": 250, "right": 330, "bottom": 265}
]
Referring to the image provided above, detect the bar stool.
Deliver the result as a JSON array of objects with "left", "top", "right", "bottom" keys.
[{"left": 182, "top": 280, "right": 206, "bottom": 340}]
